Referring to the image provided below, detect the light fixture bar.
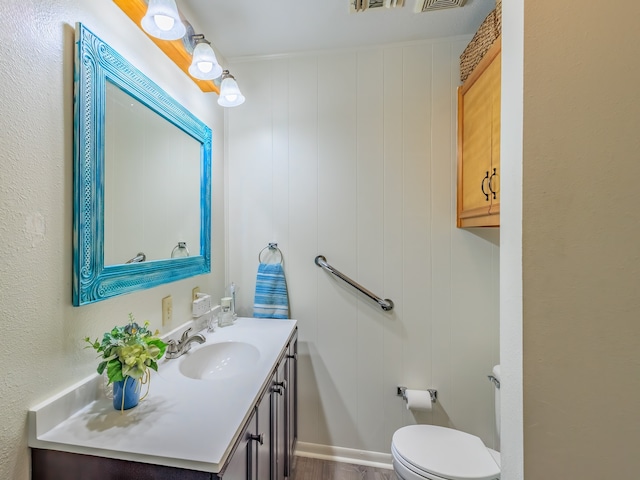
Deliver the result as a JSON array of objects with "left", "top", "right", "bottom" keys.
[{"left": 113, "top": 0, "right": 220, "bottom": 94}]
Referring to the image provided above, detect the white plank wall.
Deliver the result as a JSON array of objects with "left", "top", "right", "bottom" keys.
[{"left": 225, "top": 38, "right": 500, "bottom": 457}]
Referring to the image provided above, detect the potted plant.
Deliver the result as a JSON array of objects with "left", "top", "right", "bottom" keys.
[{"left": 85, "top": 314, "right": 167, "bottom": 411}]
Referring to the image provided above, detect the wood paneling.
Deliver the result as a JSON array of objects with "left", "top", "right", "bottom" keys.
[{"left": 226, "top": 38, "right": 500, "bottom": 457}]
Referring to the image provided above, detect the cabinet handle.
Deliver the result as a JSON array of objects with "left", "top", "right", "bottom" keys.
[
  {"left": 249, "top": 433, "right": 264, "bottom": 445},
  {"left": 488, "top": 168, "right": 498, "bottom": 200},
  {"left": 481, "top": 171, "right": 490, "bottom": 201},
  {"left": 287, "top": 353, "right": 297, "bottom": 360},
  {"left": 272, "top": 380, "right": 287, "bottom": 395}
]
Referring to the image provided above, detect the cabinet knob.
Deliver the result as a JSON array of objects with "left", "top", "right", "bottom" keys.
[
  {"left": 249, "top": 433, "right": 264, "bottom": 445},
  {"left": 481, "top": 171, "right": 490, "bottom": 201}
]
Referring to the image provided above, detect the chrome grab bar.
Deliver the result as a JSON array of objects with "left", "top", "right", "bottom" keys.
[
  {"left": 314, "top": 255, "right": 394, "bottom": 311},
  {"left": 125, "top": 252, "right": 146, "bottom": 264}
]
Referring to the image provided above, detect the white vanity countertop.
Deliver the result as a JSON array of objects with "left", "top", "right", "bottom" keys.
[{"left": 28, "top": 317, "right": 297, "bottom": 473}]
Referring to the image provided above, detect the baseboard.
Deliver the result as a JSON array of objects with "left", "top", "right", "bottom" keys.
[{"left": 295, "top": 442, "right": 393, "bottom": 470}]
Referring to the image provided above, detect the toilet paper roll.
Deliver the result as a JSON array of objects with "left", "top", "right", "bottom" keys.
[{"left": 405, "top": 389, "right": 433, "bottom": 411}]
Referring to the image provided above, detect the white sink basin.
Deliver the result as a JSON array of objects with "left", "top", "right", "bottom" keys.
[{"left": 179, "top": 341, "right": 260, "bottom": 381}]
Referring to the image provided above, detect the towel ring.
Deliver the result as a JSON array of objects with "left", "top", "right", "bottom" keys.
[
  {"left": 171, "top": 242, "right": 190, "bottom": 258},
  {"left": 258, "top": 243, "right": 283, "bottom": 265}
]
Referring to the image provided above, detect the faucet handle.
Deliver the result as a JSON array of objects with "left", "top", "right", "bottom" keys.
[
  {"left": 180, "top": 328, "right": 193, "bottom": 343},
  {"left": 166, "top": 339, "right": 179, "bottom": 358}
]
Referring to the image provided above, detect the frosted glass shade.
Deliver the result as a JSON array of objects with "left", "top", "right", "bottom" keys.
[
  {"left": 188, "top": 42, "right": 223, "bottom": 80},
  {"left": 141, "top": 0, "right": 186, "bottom": 40},
  {"left": 218, "top": 75, "right": 245, "bottom": 107}
]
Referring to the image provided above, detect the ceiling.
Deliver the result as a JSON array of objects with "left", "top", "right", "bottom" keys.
[{"left": 180, "top": 0, "right": 496, "bottom": 60}]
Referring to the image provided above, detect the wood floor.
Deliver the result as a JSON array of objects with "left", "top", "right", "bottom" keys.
[{"left": 289, "top": 456, "right": 398, "bottom": 480}]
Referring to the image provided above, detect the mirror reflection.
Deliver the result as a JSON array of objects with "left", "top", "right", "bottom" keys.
[{"left": 104, "top": 82, "right": 201, "bottom": 265}]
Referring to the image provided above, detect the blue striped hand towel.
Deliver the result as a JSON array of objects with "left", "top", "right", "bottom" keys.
[{"left": 253, "top": 263, "right": 289, "bottom": 319}]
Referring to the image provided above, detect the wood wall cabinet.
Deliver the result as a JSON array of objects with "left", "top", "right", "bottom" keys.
[{"left": 457, "top": 37, "right": 501, "bottom": 228}]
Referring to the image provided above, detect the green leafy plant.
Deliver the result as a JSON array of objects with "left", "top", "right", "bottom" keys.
[{"left": 85, "top": 314, "right": 167, "bottom": 385}]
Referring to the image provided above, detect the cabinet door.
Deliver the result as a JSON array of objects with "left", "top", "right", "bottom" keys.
[
  {"left": 286, "top": 339, "right": 298, "bottom": 477},
  {"left": 222, "top": 411, "right": 256, "bottom": 480},
  {"left": 489, "top": 50, "right": 501, "bottom": 213},
  {"left": 256, "top": 376, "right": 273, "bottom": 480},
  {"left": 274, "top": 359, "right": 287, "bottom": 480},
  {"left": 460, "top": 67, "right": 493, "bottom": 215}
]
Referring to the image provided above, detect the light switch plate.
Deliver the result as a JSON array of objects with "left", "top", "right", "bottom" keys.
[{"left": 162, "top": 295, "right": 173, "bottom": 326}]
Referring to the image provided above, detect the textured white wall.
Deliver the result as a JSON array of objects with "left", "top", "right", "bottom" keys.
[
  {"left": 225, "top": 40, "right": 500, "bottom": 456},
  {"left": 0, "top": 2, "right": 225, "bottom": 479}
]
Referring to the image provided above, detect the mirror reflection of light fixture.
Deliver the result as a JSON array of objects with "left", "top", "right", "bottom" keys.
[
  {"left": 218, "top": 70, "right": 246, "bottom": 107},
  {"left": 141, "top": 0, "right": 186, "bottom": 40},
  {"left": 188, "top": 34, "right": 223, "bottom": 81}
]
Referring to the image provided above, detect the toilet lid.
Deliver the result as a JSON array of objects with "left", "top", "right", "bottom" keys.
[{"left": 392, "top": 425, "right": 500, "bottom": 480}]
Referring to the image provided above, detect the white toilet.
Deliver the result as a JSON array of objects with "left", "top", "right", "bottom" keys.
[{"left": 391, "top": 366, "right": 501, "bottom": 480}]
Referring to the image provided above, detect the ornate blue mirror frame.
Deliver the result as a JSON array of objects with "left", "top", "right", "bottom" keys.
[{"left": 73, "top": 23, "right": 211, "bottom": 306}]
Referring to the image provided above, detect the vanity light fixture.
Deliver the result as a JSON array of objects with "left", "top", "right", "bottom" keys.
[
  {"left": 188, "top": 34, "right": 223, "bottom": 81},
  {"left": 141, "top": 0, "right": 186, "bottom": 40},
  {"left": 217, "top": 70, "right": 246, "bottom": 107}
]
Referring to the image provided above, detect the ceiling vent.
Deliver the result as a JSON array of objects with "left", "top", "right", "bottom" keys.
[
  {"left": 416, "top": 0, "right": 466, "bottom": 12},
  {"left": 350, "top": 0, "right": 405, "bottom": 13}
]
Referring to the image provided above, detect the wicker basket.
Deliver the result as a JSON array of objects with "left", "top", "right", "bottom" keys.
[{"left": 460, "top": 0, "right": 502, "bottom": 83}]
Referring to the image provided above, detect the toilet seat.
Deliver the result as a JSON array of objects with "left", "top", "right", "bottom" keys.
[{"left": 391, "top": 425, "right": 500, "bottom": 480}]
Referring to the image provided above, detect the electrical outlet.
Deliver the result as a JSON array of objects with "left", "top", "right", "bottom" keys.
[
  {"left": 192, "top": 286, "right": 200, "bottom": 301},
  {"left": 192, "top": 294, "right": 211, "bottom": 317},
  {"left": 162, "top": 295, "right": 173, "bottom": 326}
]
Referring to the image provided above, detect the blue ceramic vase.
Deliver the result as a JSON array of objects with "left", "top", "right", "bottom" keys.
[{"left": 112, "top": 376, "right": 140, "bottom": 410}]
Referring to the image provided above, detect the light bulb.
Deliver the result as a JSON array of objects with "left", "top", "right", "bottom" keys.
[
  {"left": 218, "top": 71, "right": 245, "bottom": 107},
  {"left": 188, "top": 41, "right": 222, "bottom": 80},
  {"left": 141, "top": 0, "right": 186, "bottom": 40},
  {"left": 197, "top": 61, "right": 213, "bottom": 74},
  {"left": 154, "top": 14, "right": 175, "bottom": 31}
]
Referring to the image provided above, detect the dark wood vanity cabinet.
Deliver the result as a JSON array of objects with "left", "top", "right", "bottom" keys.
[
  {"left": 32, "top": 331, "right": 298, "bottom": 480},
  {"left": 258, "top": 335, "right": 298, "bottom": 480},
  {"left": 222, "top": 331, "right": 297, "bottom": 480},
  {"left": 199, "top": 330, "right": 298, "bottom": 480},
  {"left": 31, "top": 449, "right": 212, "bottom": 480}
]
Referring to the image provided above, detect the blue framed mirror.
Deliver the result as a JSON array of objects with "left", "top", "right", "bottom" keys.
[{"left": 73, "top": 23, "right": 211, "bottom": 306}]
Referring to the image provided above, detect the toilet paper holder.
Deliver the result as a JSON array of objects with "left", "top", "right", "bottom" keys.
[{"left": 397, "top": 386, "right": 438, "bottom": 404}]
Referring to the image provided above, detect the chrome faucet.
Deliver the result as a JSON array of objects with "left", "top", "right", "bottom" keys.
[{"left": 165, "top": 328, "right": 206, "bottom": 359}]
